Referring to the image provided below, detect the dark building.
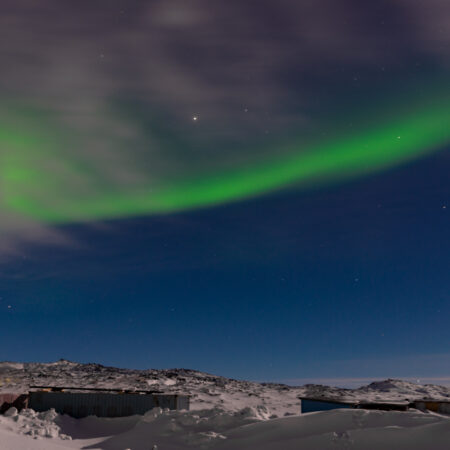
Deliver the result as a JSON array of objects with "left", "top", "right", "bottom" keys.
[
  {"left": 27, "top": 386, "right": 189, "bottom": 418},
  {"left": 413, "top": 400, "right": 450, "bottom": 414}
]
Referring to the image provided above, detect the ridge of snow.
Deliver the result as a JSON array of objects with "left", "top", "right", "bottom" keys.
[
  {"left": 1, "top": 404, "right": 449, "bottom": 450},
  {"left": 0, "top": 362, "right": 25, "bottom": 371}
]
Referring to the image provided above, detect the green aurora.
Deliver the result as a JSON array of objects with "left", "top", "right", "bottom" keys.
[{"left": 1, "top": 95, "right": 449, "bottom": 225}]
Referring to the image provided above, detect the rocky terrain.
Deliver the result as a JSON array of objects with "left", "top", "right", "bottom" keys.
[{"left": 1, "top": 360, "right": 449, "bottom": 419}]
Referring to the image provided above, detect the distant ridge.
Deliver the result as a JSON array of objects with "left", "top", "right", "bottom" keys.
[{"left": 1, "top": 360, "right": 449, "bottom": 418}]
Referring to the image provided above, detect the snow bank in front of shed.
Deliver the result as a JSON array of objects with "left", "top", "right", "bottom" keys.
[
  {"left": 0, "top": 407, "right": 71, "bottom": 440},
  {"left": 1, "top": 404, "right": 450, "bottom": 449},
  {"left": 67, "top": 407, "right": 450, "bottom": 450}
]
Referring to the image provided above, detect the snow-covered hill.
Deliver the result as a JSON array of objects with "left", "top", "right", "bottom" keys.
[
  {"left": 1, "top": 403, "right": 449, "bottom": 450},
  {"left": 1, "top": 361, "right": 450, "bottom": 449},
  {"left": 1, "top": 360, "right": 449, "bottom": 418}
]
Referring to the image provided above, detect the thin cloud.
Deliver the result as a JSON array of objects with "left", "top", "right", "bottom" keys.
[{"left": 0, "top": 0, "right": 449, "bottom": 256}]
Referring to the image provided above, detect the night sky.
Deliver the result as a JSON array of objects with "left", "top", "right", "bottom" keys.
[{"left": 0, "top": 1, "right": 449, "bottom": 386}]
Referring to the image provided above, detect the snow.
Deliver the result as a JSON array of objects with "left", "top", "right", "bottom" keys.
[
  {"left": 2, "top": 360, "right": 448, "bottom": 415},
  {"left": 0, "top": 362, "right": 25, "bottom": 371},
  {"left": 0, "top": 405, "right": 449, "bottom": 449},
  {"left": 0, "top": 360, "right": 449, "bottom": 449}
]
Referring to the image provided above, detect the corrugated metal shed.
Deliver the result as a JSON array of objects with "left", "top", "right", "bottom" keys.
[
  {"left": 300, "top": 397, "right": 353, "bottom": 413},
  {"left": 28, "top": 391, "right": 189, "bottom": 418},
  {"left": 413, "top": 400, "right": 450, "bottom": 414}
]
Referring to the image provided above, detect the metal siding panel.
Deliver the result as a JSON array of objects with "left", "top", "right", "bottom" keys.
[
  {"left": 439, "top": 403, "right": 450, "bottom": 414},
  {"left": 414, "top": 401, "right": 426, "bottom": 411},
  {"left": 29, "top": 392, "right": 181, "bottom": 418},
  {"left": 176, "top": 396, "right": 190, "bottom": 410},
  {"left": 154, "top": 394, "right": 174, "bottom": 409},
  {"left": 301, "top": 399, "right": 353, "bottom": 413},
  {"left": 425, "top": 401, "right": 439, "bottom": 412},
  {"left": 413, "top": 400, "right": 450, "bottom": 413}
]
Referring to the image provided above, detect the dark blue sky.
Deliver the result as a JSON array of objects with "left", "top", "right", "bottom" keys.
[
  {"left": 1, "top": 0, "right": 449, "bottom": 387},
  {"left": 1, "top": 150, "right": 449, "bottom": 383}
]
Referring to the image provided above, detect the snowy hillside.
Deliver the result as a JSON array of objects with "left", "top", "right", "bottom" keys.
[
  {"left": 1, "top": 361, "right": 449, "bottom": 449},
  {"left": 1, "top": 360, "right": 449, "bottom": 417}
]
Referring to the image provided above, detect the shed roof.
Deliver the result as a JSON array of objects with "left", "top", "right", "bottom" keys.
[{"left": 30, "top": 385, "right": 162, "bottom": 394}]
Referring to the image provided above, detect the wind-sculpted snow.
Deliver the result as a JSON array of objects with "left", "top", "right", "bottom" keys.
[
  {"left": 0, "top": 406, "right": 71, "bottom": 440},
  {"left": 1, "top": 404, "right": 449, "bottom": 450}
]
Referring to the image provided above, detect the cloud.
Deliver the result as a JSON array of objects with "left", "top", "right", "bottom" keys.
[
  {"left": 398, "top": 0, "right": 450, "bottom": 62},
  {"left": 0, "top": 213, "right": 74, "bottom": 261},
  {"left": 0, "top": 0, "right": 449, "bottom": 256}
]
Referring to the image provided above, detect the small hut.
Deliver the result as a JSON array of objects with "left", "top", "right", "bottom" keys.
[{"left": 27, "top": 386, "right": 189, "bottom": 418}]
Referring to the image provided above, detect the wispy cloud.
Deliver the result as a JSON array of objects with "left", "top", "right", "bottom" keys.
[
  {"left": 0, "top": 0, "right": 449, "bottom": 256},
  {"left": 0, "top": 213, "right": 75, "bottom": 261}
]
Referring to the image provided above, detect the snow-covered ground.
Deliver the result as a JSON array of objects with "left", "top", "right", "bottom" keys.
[{"left": 0, "top": 360, "right": 449, "bottom": 449}]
